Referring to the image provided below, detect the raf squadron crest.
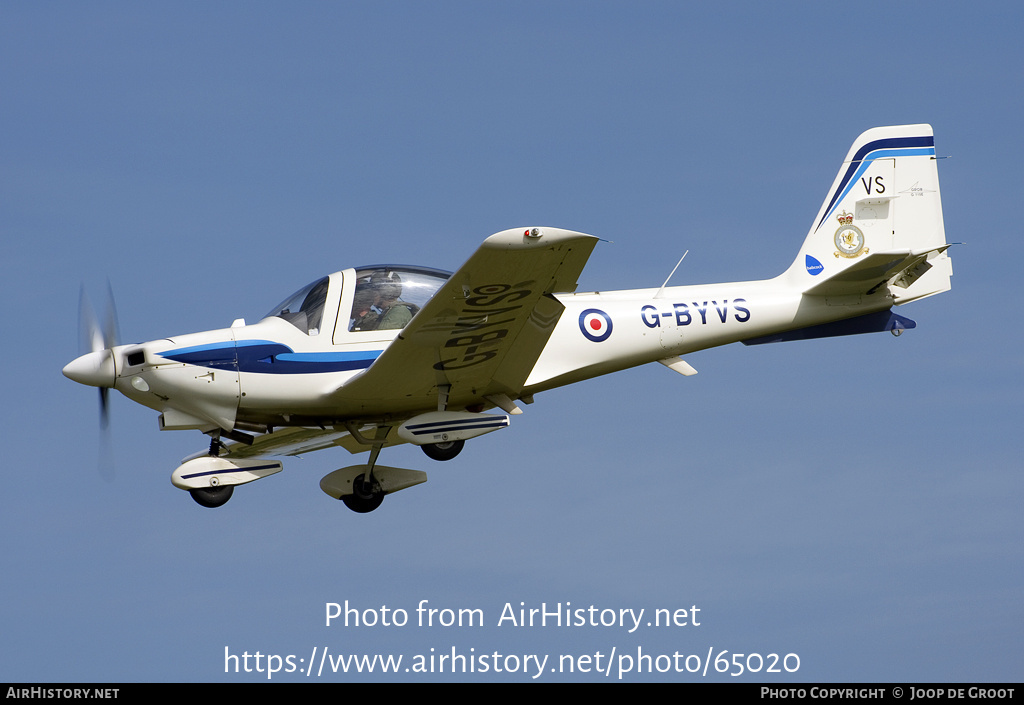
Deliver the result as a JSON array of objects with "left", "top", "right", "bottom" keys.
[{"left": 833, "top": 211, "right": 867, "bottom": 258}]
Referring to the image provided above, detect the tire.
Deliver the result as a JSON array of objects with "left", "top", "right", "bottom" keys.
[
  {"left": 341, "top": 473, "right": 385, "bottom": 513},
  {"left": 421, "top": 439, "right": 465, "bottom": 461},
  {"left": 190, "top": 485, "right": 234, "bottom": 508}
]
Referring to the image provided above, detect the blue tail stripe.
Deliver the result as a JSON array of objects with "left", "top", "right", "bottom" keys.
[{"left": 815, "top": 136, "right": 935, "bottom": 233}]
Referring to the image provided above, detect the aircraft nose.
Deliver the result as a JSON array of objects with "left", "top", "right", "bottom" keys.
[{"left": 63, "top": 350, "right": 116, "bottom": 388}]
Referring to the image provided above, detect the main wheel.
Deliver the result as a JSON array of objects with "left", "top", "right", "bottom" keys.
[
  {"left": 341, "top": 473, "right": 385, "bottom": 513},
  {"left": 421, "top": 439, "right": 464, "bottom": 461},
  {"left": 190, "top": 485, "right": 234, "bottom": 508}
]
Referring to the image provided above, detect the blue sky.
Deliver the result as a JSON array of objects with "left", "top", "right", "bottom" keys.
[{"left": 2, "top": 2, "right": 1021, "bottom": 682}]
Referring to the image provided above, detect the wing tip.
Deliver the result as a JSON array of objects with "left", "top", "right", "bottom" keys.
[{"left": 484, "top": 227, "right": 598, "bottom": 250}]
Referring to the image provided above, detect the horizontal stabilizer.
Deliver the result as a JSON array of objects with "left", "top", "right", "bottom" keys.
[
  {"left": 802, "top": 247, "right": 949, "bottom": 298},
  {"left": 742, "top": 310, "right": 915, "bottom": 346}
]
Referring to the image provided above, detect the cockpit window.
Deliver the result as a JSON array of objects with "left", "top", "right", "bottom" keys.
[
  {"left": 264, "top": 276, "right": 329, "bottom": 335},
  {"left": 349, "top": 266, "right": 450, "bottom": 332}
]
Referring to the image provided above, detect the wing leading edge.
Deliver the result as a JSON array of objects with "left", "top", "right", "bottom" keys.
[{"left": 332, "top": 227, "right": 599, "bottom": 415}]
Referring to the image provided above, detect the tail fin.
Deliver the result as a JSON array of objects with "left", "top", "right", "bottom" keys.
[{"left": 787, "top": 124, "right": 952, "bottom": 304}]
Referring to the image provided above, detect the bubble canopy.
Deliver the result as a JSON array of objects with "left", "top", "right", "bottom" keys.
[{"left": 264, "top": 265, "right": 452, "bottom": 335}]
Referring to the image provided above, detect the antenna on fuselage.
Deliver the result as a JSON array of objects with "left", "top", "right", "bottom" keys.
[{"left": 654, "top": 251, "right": 688, "bottom": 299}]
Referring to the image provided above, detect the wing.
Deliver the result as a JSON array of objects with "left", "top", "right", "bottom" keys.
[{"left": 332, "top": 227, "right": 599, "bottom": 415}]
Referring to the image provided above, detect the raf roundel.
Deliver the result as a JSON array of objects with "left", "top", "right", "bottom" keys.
[{"left": 579, "top": 308, "right": 613, "bottom": 342}]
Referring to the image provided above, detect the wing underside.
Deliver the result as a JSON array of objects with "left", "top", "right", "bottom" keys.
[{"left": 215, "top": 423, "right": 399, "bottom": 459}]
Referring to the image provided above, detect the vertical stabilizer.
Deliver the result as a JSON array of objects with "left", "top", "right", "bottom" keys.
[{"left": 787, "top": 124, "right": 951, "bottom": 304}]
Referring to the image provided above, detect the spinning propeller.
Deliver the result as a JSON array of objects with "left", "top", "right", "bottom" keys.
[
  {"left": 65, "top": 285, "right": 121, "bottom": 477},
  {"left": 69, "top": 284, "right": 121, "bottom": 423}
]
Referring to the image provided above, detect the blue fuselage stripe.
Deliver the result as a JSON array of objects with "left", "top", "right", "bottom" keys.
[{"left": 160, "top": 341, "right": 382, "bottom": 375}]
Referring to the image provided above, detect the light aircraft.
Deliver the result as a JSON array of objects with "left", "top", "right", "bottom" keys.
[{"left": 64, "top": 124, "right": 953, "bottom": 513}]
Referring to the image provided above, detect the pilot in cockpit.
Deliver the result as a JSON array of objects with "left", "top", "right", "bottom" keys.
[
  {"left": 371, "top": 271, "right": 419, "bottom": 330},
  {"left": 349, "top": 284, "right": 380, "bottom": 331}
]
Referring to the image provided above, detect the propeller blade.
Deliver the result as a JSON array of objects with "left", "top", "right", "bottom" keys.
[
  {"left": 103, "top": 280, "right": 120, "bottom": 350},
  {"left": 98, "top": 388, "right": 114, "bottom": 482},
  {"left": 99, "top": 387, "right": 110, "bottom": 429},
  {"left": 79, "top": 286, "right": 104, "bottom": 355}
]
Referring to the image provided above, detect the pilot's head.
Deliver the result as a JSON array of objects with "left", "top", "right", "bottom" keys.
[{"left": 371, "top": 271, "right": 403, "bottom": 302}]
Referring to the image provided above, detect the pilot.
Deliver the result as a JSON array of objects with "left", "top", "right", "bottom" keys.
[
  {"left": 349, "top": 285, "right": 380, "bottom": 331},
  {"left": 372, "top": 271, "right": 417, "bottom": 330}
]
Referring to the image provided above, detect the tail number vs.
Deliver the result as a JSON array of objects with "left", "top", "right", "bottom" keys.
[
  {"left": 862, "top": 175, "right": 885, "bottom": 194},
  {"left": 641, "top": 299, "right": 750, "bottom": 328}
]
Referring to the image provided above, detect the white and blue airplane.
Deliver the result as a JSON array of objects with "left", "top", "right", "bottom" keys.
[{"left": 64, "top": 125, "right": 953, "bottom": 513}]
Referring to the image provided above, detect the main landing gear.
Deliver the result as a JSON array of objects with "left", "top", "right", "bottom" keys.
[
  {"left": 320, "top": 424, "right": 435, "bottom": 514},
  {"left": 334, "top": 435, "right": 462, "bottom": 513},
  {"left": 340, "top": 426, "right": 391, "bottom": 513}
]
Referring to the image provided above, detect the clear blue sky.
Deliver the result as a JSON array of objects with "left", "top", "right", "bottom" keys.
[{"left": 2, "top": 2, "right": 1020, "bottom": 682}]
